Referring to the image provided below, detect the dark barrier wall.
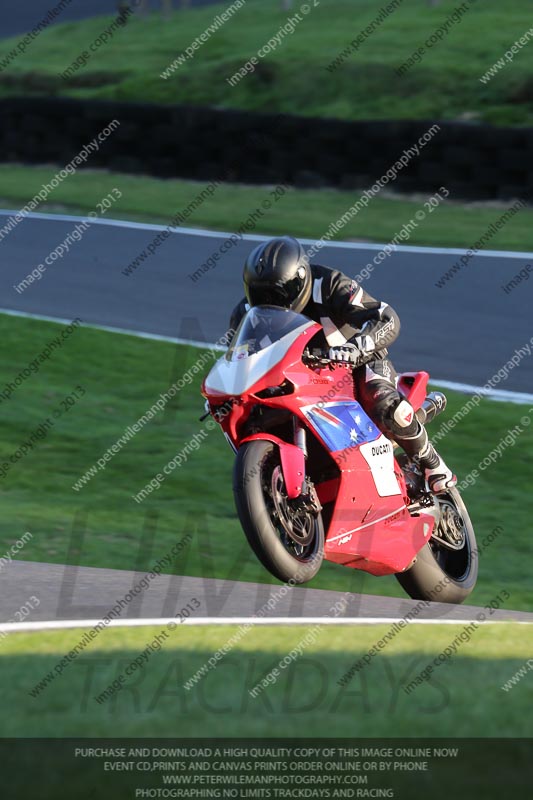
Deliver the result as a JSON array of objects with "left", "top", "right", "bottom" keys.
[{"left": 1, "top": 96, "right": 531, "bottom": 201}]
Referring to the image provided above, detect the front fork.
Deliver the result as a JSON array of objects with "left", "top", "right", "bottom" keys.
[
  {"left": 293, "top": 417, "right": 308, "bottom": 458},
  {"left": 292, "top": 418, "right": 322, "bottom": 514}
]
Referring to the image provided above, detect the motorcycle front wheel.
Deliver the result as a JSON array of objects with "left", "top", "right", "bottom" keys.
[{"left": 233, "top": 439, "right": 324, "bottom": 584}]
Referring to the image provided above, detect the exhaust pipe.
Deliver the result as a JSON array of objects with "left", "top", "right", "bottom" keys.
[{"left": 416, "top": 391, "right": 447, "bottom": 424}]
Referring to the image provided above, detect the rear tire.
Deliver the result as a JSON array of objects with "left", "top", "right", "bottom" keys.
[
  {"left": 233, "top": 439, "right": 324, "bottom": 584},
  {"left": 395, "top": 487, "right": 478, "bottom": 604}
]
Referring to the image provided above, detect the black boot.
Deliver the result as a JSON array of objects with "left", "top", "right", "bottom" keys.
[{"left": 395, "top": 421, "right": 456, "bottom": 494}]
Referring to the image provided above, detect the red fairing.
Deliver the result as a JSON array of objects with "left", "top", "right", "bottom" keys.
[
  {"left": 397, "top": 371, "right": 430, "bottom": 411},
  {"left": 241, "top": 434, "right": 305, "bottom": 499},
  {"left": 203, "top": 308, "right": 436, "bottom": 577},
  {"left": 319, "top": 435, "right": 433, "bottom": 576}
]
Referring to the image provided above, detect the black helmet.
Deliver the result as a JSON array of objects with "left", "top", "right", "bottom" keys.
[{"left": 243, "top": 236, "right": 312, "bottom": 313}]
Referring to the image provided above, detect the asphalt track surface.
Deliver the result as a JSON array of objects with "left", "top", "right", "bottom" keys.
[
  {"left": 1, "top": 0, "right": 220, "bottom": 40},
  {"left": 1, "top": 211, "right": 532, "bottom": 623},
  {"left": 1, "top": 212, "right": 532, "bottom": 392},
  {"left": 1, "top": 560, "right": 532, "bottom": 623}
]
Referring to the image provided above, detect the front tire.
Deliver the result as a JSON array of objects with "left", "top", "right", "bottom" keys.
[
  {"left": 396, "top": 487, "right": 478, "bottom": 604},
  {"left": 233, "top": 439, "right": 324, "bottom": 584}
]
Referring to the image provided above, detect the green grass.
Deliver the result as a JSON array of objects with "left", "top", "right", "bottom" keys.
[
  {"left": 2, "top": 624, "right": 532, "bottom": 737},
  {"left": 1, "top": 164, "right": 533, "bottom": 251},
  {"left": 0, "top": 313, "right": 531, "bottom": 609},
  {"left": 4, "top": 625, "right": 532, "bottom": 797},
  {"left": 0, "top": 0, "right": 532, "bottom": 124}
]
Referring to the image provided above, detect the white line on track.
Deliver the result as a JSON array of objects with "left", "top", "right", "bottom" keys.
[
  {"left": 0, "top": 306, "right": 219, "bottom": 350},
  {"left": 0, "top": 617, "right": 531, "bottom": 633},
  {"left": 1, "top": 209, "right": 532, "bottom": 259},
  {"left": 427, "top": 379, "right": 533, "bottom": 406},
  {"left": 2, "top": 306, "right": 533, "bottom": 405}
]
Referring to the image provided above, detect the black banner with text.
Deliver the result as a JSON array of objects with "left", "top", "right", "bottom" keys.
[{"left": 3, "top": 738, "right": 532, "bottom": 799}]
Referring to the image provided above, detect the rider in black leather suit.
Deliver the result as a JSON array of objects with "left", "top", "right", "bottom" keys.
[{"left": 228, "top": 236, "right": 456, "bottom": 493}]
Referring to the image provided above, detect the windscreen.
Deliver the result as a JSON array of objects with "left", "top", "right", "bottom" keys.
[{"left": 225, "top": 306, "right": 312, "bottom": 362}]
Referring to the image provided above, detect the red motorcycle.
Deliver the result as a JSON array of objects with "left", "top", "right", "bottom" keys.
[{"left": 202, "top": 305, "right": 478, "bottom": 604}]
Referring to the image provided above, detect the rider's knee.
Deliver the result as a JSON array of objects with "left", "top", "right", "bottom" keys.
[
  {"left": 383, "top": 398, "right": 418, "bottom": 437},
  {"left": 364, "top": 388, "right": 397, "bottom": 432},
  {"left": 392, "top": 399, "right": 416, "bottom": 429}
]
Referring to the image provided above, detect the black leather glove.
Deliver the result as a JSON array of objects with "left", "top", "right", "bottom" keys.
[{"left": 329, "top": 335, "right": 375, "bottom": 364}]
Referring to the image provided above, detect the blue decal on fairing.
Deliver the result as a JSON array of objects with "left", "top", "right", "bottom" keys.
[{"left": 303, "top": 402, "right": 381, "bottom": 453}]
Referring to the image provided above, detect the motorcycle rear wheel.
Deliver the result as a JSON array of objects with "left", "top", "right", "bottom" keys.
[
  {"left": 233, "top": 439, "right": 324, "bottom": 584},
  {"left": 395, "top": 487, "right": 478, "bottom": 604}
]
